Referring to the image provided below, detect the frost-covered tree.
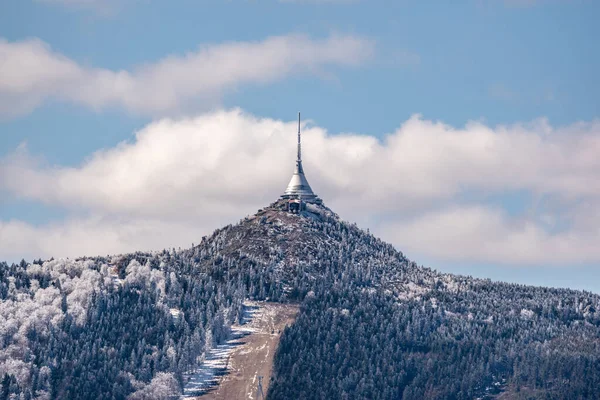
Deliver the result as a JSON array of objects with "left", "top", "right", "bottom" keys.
[{"left": 1, "top": 200, "right": 599, "bottom": 399}]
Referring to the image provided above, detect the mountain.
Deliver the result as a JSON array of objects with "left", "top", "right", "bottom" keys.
[{"left": 1, "top": 199, "right": 599, "bottom": 399}]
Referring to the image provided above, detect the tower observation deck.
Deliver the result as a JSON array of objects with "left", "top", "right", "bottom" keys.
[{"left": 281, "top": 113, "right": 322, "bottom": 204}]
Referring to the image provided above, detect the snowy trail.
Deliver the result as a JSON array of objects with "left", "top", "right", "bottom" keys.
[
  {"left": 181, "top": 301, "right": 298, "bottom": 399},
  {"left": 181, "top": 304, "right": 261, "bottom": 398}
]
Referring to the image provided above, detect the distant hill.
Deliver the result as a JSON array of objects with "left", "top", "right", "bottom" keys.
[{"left": 1, "top": 200, "right": 599, "bottom": 399}]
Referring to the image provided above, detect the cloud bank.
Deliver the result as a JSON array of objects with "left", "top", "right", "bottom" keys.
[
  {"left": 0, "top": 34, "right": 373, "bottom": 118},
  {"left": 1, "top": 109, "right": 599, "bottom": 265}
]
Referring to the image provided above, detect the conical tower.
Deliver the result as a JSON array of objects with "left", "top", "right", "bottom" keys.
[{"left": 281, "top": 112, "right": 322, "bottom": 204}]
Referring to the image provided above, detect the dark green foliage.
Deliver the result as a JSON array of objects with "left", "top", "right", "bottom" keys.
[
  {"left": 268, "top": 282, "right": 600, "bottom": 400},
  {"left": 2, "top": 202, "right": 599, "bottom": 399},
  {"left": 0, "top": 244, "right": 278, "bottom": 399}
]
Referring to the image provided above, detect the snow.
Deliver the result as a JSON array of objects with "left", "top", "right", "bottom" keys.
[
  {"left": 109, "top": 266, "right": 123, "bottom": 286},
  {"left": 181, "top": 302, "right": 263, "bottom": 398},
  {"left": 521, "top": 308, "right": 535, "bottom": 318},
  {"left": 395, "top": 281, "right": 431, "bottom": 300},
  {"left": 442, "top": 277, "right": 460, "bottom": 292}
]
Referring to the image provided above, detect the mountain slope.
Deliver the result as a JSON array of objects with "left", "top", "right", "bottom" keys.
[
  {"left": 184, "top": 200, "right": 437, "bottom": 297},
  {"left": 1, "top": 200, "right": 599, "bottom": 399}
]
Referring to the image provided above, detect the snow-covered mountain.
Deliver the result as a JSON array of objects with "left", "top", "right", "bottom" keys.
[{"left": 1, "top": 199, "right": 599, "bottom": 399}]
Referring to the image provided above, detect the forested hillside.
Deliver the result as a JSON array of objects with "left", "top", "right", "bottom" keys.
[
  {"left": 1, "top": 200, "right": 599, "bottom": 399},
  {"left": 269, "top": 282, "right": 600, "bottom": 399}
]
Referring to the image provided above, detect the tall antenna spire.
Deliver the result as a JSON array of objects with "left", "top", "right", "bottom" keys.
[
  {"left": 297, "top": 112, "right": 301, "bottom": 162},
  {"left": 281, "top": 111, "right": 322, "bottom": 205}
]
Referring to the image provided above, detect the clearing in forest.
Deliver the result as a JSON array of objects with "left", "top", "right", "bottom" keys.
[{"left": 182, "top": 301, "right": 299, "bottom": 399}]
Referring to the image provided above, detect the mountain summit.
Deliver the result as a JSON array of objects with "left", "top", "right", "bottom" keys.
[
  {"left": 2, "top": 194, "right": 600, "bottom": 399},
  {"left": 1, "top": 118, "right": 599, "bottom": 399},
  {"left": 174, "top": 197, "right": 600, "bottom": 399}
]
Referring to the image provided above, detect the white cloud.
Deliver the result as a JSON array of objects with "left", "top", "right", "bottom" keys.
[
  {"left": 0, "top": 216, "right": 206, "bottom": 261},
  {"left": 1, "top": 110, "right": 599, "bottom": 264},
  {"left": 379, "top": 205, "right": 600, "bottom": 266},
  {"left": 0, "top": 34, "right": 373, "bottom": 118}
]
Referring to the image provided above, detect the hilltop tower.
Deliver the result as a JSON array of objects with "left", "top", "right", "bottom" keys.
[{"left": 281, "top": 112, "right": 322, "bottom": 208}]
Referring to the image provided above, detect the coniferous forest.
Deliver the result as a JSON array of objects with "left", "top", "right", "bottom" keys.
[
  {"left": 269, "top": 282, "right": 600, "bottom": 399},
  {"left": 1, "top": 201, "right": 599, "bottom": 399}
]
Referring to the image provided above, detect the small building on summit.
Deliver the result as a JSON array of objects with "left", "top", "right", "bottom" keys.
[{"left": 281, "top": 112, "right": 322, "bottom": 211}]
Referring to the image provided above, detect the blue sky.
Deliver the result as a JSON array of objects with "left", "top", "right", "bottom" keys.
[{"left": 1, "top": 0, "right": 599, "bottom": 292}]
